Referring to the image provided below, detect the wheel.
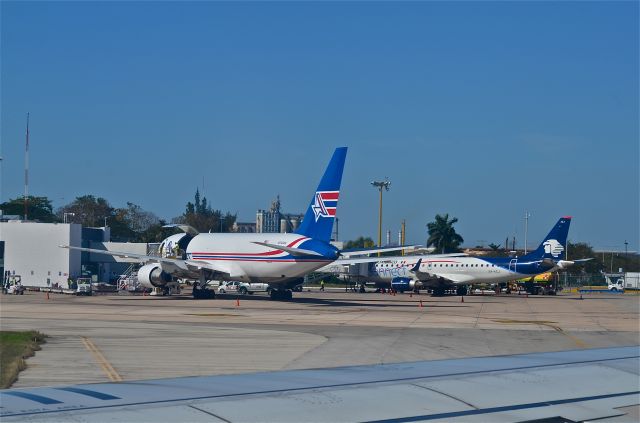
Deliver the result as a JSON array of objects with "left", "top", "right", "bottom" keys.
[
  {"left": 285, "top": 290, "right": 293, "bottom": 300},
  {"left": 239, "top": 287, "right": 248, "bottom": 295},
  {"left": 219, "top": 289, "right": 226, "bottom": 294},
  {"left": 432, "top": 287, "right": 446, "bottom": 297}
]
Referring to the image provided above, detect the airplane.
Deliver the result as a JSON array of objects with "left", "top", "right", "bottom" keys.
[
  {"left": 62, "top": 148, "right": 350, "bottom": 300},
  {"left": 2, "top": 346, "right": 638, "bottom": 421},
  {"left": 321, "top": 216, "right": 586, "bottom": 296},
  {"left": 63, "top": 147, "right": 412, "bottom": 301}
]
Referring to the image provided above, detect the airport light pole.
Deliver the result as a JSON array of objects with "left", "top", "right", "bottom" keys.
[
  {"left": 524, "top": 211, "right": 530, "bottom": 255},
  {"left": 371, "top": 179, "right": 390, "bottom": 256}
]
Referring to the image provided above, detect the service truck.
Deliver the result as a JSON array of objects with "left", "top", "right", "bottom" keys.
[{"left": 606, "top": 272, "right": 639, "bottom": 291}]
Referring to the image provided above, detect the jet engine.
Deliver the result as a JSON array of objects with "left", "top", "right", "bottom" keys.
[
  {"left": 137, "top": 264, "right": 172, "bottom": 289},
  {"left": 390, "top": 277, "right": 419, "bottom": 292}
]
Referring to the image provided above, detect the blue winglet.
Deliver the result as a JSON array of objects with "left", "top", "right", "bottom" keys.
[{"left": 295, "top": 147, "right": 348, "bottom": 243}]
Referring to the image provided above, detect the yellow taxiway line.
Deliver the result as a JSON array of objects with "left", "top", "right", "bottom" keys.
[{"left": 81, "top": 336, "right": 123, "bottom": 382}]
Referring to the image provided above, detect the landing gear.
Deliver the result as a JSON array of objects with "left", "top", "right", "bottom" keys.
[
  {"left": 192, "top": 285, "right": 215, "bottom": 299},
  {"left": 432, "top": 286, "right": 446, "bottom": 297},
  {"left": 269, "top": 289, "right": 293, "bottom": 301},
  {"left": 456, "top": 285, "right": 468, "bottom": 296},
  {"left": 192, "top": 271, "right": 215, "bottom": 299}
]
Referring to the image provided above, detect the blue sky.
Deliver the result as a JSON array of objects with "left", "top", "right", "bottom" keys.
[{"left": 1, "top": 1, "right": 638, "bottom": 252}]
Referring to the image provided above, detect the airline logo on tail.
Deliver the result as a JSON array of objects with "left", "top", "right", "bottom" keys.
[
  {"left": 312, "top": 191, "right": 339, "bottom": 221},
  {"left": 543, "top": 239, "right": 564, "bottom": 258}
]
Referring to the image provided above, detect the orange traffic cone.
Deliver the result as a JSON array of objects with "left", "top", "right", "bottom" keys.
[
  {"left": 46, "top": 292, "right": 49, "bottom": 300},
  {"left": 419, "top": 300, "right": 423, "bottom": 308},
  {"left": 461, "top": 296, "right": 464, "bottom": 303},
  {"left": 236, "top": 298, "right": 240, "bottom": 307}
]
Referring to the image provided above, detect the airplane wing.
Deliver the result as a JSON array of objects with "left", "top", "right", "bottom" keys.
[
  {"left": 1, "top": 346, "right": 638, "bottom": 422},
  {"left": 60, "top": 245, "right": 231, "bottom": 279},
  {"left": 339, "top": 245, "right": 422, "bottom": 257},
  {"left": 327, "top": 253, "right": 468, "bottom": 266},
  {"left": 418, "top": 271, "right": 477, "bottom": 284}
]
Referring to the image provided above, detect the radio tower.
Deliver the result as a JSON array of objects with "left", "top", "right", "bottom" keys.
[{"left": 24, "top": 113, "right": 30, "bottom": 220}]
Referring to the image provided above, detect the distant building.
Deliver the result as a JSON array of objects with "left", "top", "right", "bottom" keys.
[
  {"left": 232, "top": 222, "right": 256, "bottom": 233},
  {"left": 256, "top": 196, "right": 303, "bottom": 234}
]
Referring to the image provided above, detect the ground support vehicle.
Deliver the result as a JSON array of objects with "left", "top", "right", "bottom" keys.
[
  {"left": 218, "top": 281, "right": 270, "bottom": 295},
  {"left": 606, "top": 272, "right": 639, "bottom": 291}
]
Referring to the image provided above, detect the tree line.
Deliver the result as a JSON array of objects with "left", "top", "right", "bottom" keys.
[
  {"left": 0, "top": 189, "right": 236, "bottom": 243},
  {"left": 2, "top": 196, "right": 636, "bottom": 273}
]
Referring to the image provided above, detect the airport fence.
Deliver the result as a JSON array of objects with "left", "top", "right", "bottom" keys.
[{"left": 556, "top": 273, "right": 607, "bottom": 289}]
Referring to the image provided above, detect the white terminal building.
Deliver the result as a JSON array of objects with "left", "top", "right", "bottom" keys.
[{"left": 0, "top": 220, "right": 147, "bottom": 288}]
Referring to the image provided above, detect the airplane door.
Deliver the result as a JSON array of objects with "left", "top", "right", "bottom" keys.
[{"left": 509, "top": 258, "right": 518, "bottom": 272}]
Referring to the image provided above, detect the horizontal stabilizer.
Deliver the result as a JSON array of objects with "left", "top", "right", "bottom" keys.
[{"left": 252, "top": 242, "right": 323, "bottom": 257}]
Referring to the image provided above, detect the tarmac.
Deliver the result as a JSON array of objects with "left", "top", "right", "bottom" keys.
[{"left": 1, "top": 289, "right": 638, "bottom": 388}]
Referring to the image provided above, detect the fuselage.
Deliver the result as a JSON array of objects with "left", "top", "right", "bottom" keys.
[
  {"left": 368, "top": 255, "right": 555, "bottom": 287},
  {"left": 185, "top": 233, "right": 338, "bottom": 284}
]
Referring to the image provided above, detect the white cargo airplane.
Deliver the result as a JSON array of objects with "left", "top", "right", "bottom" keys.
[
  {"left": 323, "top": 217, "right": 588, "bottom": 296},
  {"left": 62, "top": 147, "right": 402, "bottom": 300}
]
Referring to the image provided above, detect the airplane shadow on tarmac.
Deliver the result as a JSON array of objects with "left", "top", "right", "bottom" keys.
[{"left": 114, "top": 293, "right": 472, "bottom": 308}]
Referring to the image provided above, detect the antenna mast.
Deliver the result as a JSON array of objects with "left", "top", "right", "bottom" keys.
[{"left": 24, "top": 113, "right": 30, "bottom": 220}]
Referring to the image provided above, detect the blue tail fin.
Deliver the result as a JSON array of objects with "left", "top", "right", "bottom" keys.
[
  {"left": 295, "top": 147, "right": 348, "bottom": 243},
  {"left": 524, "top": 216, "right": 572, "bottom": 261}
]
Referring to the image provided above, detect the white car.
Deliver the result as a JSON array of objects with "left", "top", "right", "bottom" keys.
[
  {"left": 218, "top": 281, "right": 270, "bottom": 295},
  {"left": 218, "top": 281, "right": 241, "bottom": 294}
]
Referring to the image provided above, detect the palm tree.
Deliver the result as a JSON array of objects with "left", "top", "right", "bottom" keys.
[{"left": 427, "top": 214, "right": 464, "bottom": 253}]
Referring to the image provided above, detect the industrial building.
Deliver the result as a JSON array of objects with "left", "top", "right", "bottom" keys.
[{"left": 0, "top": 220, "right": 147, "bottom": 288}]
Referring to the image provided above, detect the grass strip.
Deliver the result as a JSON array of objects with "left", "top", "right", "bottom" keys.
[{"left": 0, "top": 331, "right": 46, "bottom": 388}]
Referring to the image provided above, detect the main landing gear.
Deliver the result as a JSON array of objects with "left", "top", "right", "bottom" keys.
[
  {"left": 269, "top": 289, "right": 293, "bottom": 301},
  {"left": 192, "top": 272, "right": 215, "bottom": 299}
]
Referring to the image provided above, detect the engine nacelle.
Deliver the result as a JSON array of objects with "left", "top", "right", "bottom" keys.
[
  {"left": 138, "top": 264, "right": 172, "bottom": 289},
  {"left": 390, "top": 277, "right": 419, "bottom": 292}
]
